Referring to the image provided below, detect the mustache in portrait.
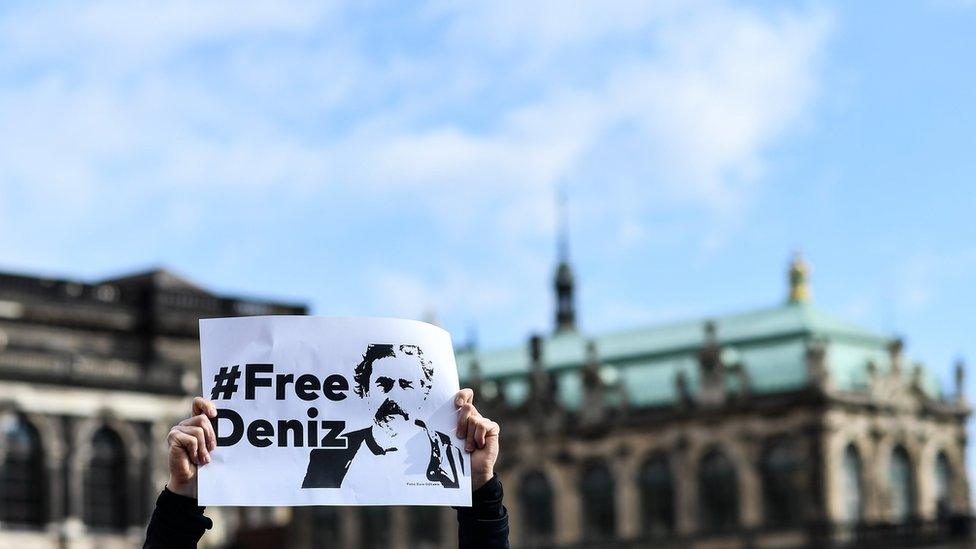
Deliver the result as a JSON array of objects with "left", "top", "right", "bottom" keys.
[{"left": 374, "top": 398, "right": 410, "bottom": 424}]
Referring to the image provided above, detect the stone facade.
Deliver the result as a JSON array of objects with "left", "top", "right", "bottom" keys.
[
  {"left": 466, "top": 346, "right": 971, "bottom": 547},
  {"left": 438, "top": 255, "right": 972, "bottom": 548},
  {"left": 0, "top": 269, "right": 304, "bottom": 548}
]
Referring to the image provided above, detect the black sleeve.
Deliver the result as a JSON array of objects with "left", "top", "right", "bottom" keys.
[
  {"left": 455, "top": 475, "right": 510, "bottom": 549},
  {"left": 143, "top": 487, "right": 213, "bottom": 549}
]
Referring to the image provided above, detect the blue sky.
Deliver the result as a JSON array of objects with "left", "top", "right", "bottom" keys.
[{"left": 0, "top": 0, "right": 973, "bottom": 406}]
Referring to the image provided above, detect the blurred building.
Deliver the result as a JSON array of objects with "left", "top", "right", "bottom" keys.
[
  {"left": 1, "top": 255, "right": 971, "bottom": 549},
  {"left": 287, "top": 250, "right": 973, "bottom": 549},
  {"left": 442, "top": 252, "right": 972, "bottom": 548},
  {"left": 0, "top": 268, "right": 304, "bottom": 548}
]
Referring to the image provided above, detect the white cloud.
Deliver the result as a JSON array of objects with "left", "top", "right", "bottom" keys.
[
  {"left": 372, "top": 267, "right": 522, "bottom": 320},
  {"left": 0, "top": 0, "right": 833, "bottom": 331},
  {"left": 0, "top": 1, "right": 338, "bottom": 71}
]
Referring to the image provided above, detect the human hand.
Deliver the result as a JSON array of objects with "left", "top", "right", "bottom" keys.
[
  {"left": 455, "top": 388, "right": 500, "bottom": 491},
  {"left": 166, "top": 396, "right": 217, "bottom": 499}
]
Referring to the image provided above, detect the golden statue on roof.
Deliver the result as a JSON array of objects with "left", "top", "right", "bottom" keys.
[{"left": 788, "top": 251, "right": 811, "bottom": 304}]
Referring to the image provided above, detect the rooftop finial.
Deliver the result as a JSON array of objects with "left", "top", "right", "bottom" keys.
[
  {"left": 554, "top": 183, "right": 576, "bottom": 333},
  {"left": 955, "top": 358, "right": 966, "bottom": 401},
  {"left": 557, "top": 183, "right": 570, "bottom": 263},
  {"left": 787, "top": 251, "right": 811, "bottom": 304}
]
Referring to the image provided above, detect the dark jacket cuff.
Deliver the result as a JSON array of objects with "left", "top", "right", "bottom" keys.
[
  {"left": 459, "top": 474, "right": 505, "bottom": 520},
  {"left": 455, "top": 474, "right": 510, "bottom": 548},
  {"left": 143, "top": 488, "right": 213, "bottom": 549}
]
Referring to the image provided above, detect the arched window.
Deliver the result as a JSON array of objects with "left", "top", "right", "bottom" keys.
[
  {"left": 409, "top": 506, "right": 442, "bottom": 548},
  {"left": 84, "top": 427, "right": 127, "bottom": 530},
  {"left": 518, "top": 470, "right": 554, "bottom": 540},
  {"left": 889, "top": 445, "right": 914, "bottom": 522},
  {"left": 934, "top": 452, "right": 952, "bottom": 519},
  {"left": 309, "top": 507, "right": 340, "bottom": 546},
  {"left": 761, "top": 438, "right": 803, "bottom": 527},
  {"left": 0, "top": 415, "right": 45, "bottom": 526},
  {"left": 638, "top": 454, "right": 674, "bottom": 536},
  {"left": 841, "top": 444, "right": 863, "bottom": 523},
  {"left": 359, "top": 507, "right": 390, "bottom": 549},
  {"left": 699, "top": 449, "right": 738, "bottom": 533},
  {"left": 580, "top": 460, "right": 616, "bottom": 540}
]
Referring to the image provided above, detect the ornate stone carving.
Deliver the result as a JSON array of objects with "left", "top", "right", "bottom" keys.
[
  {"left": 696, "top": 320, "right": 727, "bottom": 407},
  {"left": 806, "top": 338, "right": 830, "bottom": 392}
]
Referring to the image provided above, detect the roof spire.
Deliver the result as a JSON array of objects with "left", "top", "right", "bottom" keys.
[
  {"left": 787, "top": 251, "right": 811, "bottom": 304},
  {"left": 557, "top": 183, "right": 569, "bottom": 263},
  {"left": 554, "top": 184, "right": 576, "bottom": 333}
]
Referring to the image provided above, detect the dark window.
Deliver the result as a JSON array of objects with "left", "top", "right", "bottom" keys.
[
  {"left": 699, "top": 449, "right": 738, "bottom": 533},
  {"left": 935, "top": 452, "right": 952, "bottom": 519},
  {"left": 580, "top": 460, "right": 615, "bottom": 540},
  {"left": 359, "top": 507, "right": 390, "bottom": 549},
  {"left": 638, "top": 454, "right": 674, "bottom": 536},
  {"left": 309, "top": 506, "right": 341, "bottom": 546},
  {"left": 518, "top": 470, "right": 554, "bottom": 541},
  {"left": 84, "top": 427, "right": 127, "bottom": 530},
  {"left": 761, "top": 438, "right": 803, "bottom": 527},
  {"left": 889, "top": 445, "right": 914, "bottom": 522},
  {"left": 842, "top": 444, "right": 863, "bottom": 523},
  {"left": 409, "top": 507, "right": 442, "bottom": 548},
  {"left": 0, "top": 416, "right": 46, "bottom": 526}
]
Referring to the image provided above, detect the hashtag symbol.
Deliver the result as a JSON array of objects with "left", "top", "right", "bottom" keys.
[{"left": 210, "top": 365, "right": 242, "bottom": 400}]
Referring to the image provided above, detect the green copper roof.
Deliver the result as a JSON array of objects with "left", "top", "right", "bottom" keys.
[{"left": 456, "top": 302, "right": 944, "bottom": 409}]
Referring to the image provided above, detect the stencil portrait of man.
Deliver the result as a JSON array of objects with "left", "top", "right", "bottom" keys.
[{"left": 302, "top": 344, "right": 465, "bottom": 489}]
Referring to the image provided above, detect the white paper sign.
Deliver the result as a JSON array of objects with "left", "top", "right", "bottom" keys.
[{"left": 197, "top": 316, "right": 471, "bottom": 507}]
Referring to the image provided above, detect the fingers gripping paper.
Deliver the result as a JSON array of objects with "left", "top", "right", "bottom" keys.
[{"left": 198, "top": 316, "right": 472, "bottom": 507}]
